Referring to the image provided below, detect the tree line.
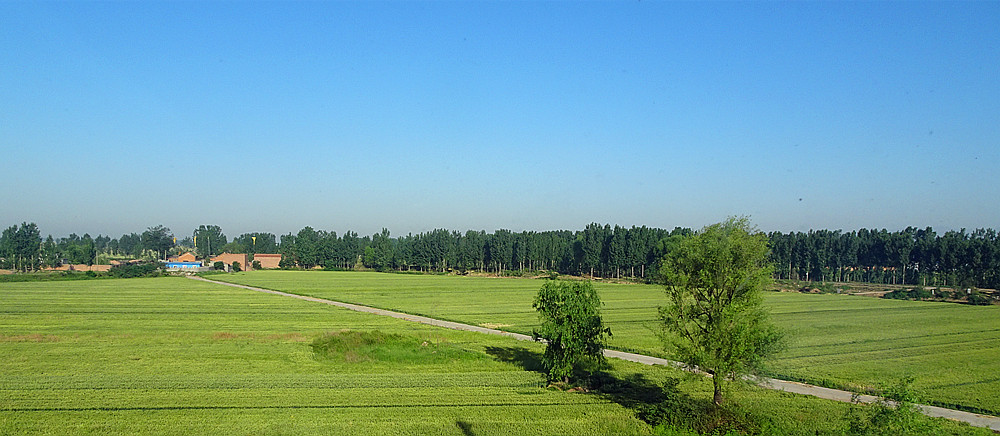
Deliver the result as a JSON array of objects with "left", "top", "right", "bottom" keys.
[
  {"left": 276, "top": 224, "right": 691, "bottom": 279},
  {"left": 768, "top": 227, "right": 1000, "bottom": 289},
  {"left": 3, "top": 221, "right": 999, "bottom": 289}
]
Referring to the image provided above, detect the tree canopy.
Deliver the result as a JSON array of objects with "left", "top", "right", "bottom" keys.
[
  {"left": 532, "top": 280, "right": 611, "bottom": 383},
  {"left": 141, "top": 225, "right": 174, "bottom": 260},
  {"left": 659, "top": 217, "right": 783, "bottom": 405}
]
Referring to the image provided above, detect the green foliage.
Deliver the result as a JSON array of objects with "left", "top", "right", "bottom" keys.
[
  {"left": 966, "top": 290, "right": 993, "bottom": 306},
  {"left": 231, "top": 261, "right": 241, "bottom": 272},
  {"left": 659, "top": 217, "right": 783, "bottom": 405},
  {"left": 884, "top": 287, "right": 934, "bottom": 301},
  {"left": 532, "top": 280, "right": 611, "bottom": 383},
  {"left": 0, "top": 222, "right": 41, "bottom": 271},
  {"left": 110, "top": 262, "right": 160, "bottom": 278},
  {"left": 212, "top": 261, "right": 225, "bottom": 270},
  {"left": 193, "top": 224, "right": 227, "bottom": 258},
  {"left": 846, "top": 377, "right": 924, "bottom": 435},
  {"left": 140, "top": 225, "right": 174, "bottom": 260},
  {"left": 252, "top": 260, "right": 262, "bottom": 270},
  {"left": 210, "top": 271, "right": 1000, "bottom": 417},
  {"left": 1, "top": 278, "right": 653, "bottom": 435}
]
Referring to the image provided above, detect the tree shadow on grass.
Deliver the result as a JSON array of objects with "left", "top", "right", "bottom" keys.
[
  {"left": 455, "top": 420, "right": 475, "bottom": 436},
  {"left": 484, "top": 346, "right": 546, "bottom": 373},
  {"left": 484, "top": 346, "right": 691, "bottom": 423},
  {"left": 484, "top": 346, "right": 757, "bottom": 433}
]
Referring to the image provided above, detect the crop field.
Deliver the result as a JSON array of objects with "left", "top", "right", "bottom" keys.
[
  {"left": 210, "top": 271, "right": 1000, "bottom": 416},
  {"left": 0, "top": 277, "right": 654, "bottom": 435}
]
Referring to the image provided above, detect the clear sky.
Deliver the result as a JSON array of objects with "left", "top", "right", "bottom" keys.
[{"left": 2, "top": 1, "right": 998, "bottom": 239}]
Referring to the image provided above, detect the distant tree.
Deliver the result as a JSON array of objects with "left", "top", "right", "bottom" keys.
[
  {"left": 193, "top": 225, "right": 227, "bottom": 258},
  {"left": 213, "top": 261, "right": 225, "bottom": 270},
  {"left": 80, "top": 234, "right": 96, "bottom": 265},
  {"left": 2, "top": 223, "right": 42, "bottom": 272},
  {"left": 532, "top": 280, "right": 612, "bottom": 383},
  {"left": 41, "top": 235, "right": 60, "bottom": 268},
  {"left": 141, "top": 225, "right": 174, "bottom": 260},
  {"left": 231, "top": 261, "right": 241, "bottom": 272},
  {"left": 0, "top": 225, "right": 17, "bottom": 269},
  {"left": 370, "top": 228, "right": 393, "bottom": 270},
  {"left": 118, "top": 233, "right": 142, "bottom": 258},
  {"left": 294, "top": 226, "right": 322, "bottom": 268},
  {"left": 232, "top": 232, "right": 278, "bottom": 255},
  {"left": 659, "top": 217, "right": 783, "bottom": 405}
]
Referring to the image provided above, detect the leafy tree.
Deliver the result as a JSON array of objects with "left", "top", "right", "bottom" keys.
[
  {"left": 213, "top": 261, "right": 225, "bottom": 270},
  {"left": 231, "top": 261, "right": 241, "bottom": 272},
  {"left": 41, "top": 235, "right": 60, "bottom": 268},
  {"left": 232, "top": 232, "right": 277, "bottom": 254},
  {"left": 532, "top": 280, "right": 612, "bottom": 383},
  {"left": 659, "top": 217, "right": 783, "bottom": 405},
  {"left": 0, "top": 223, "right": 42, "bottom": 271},
  {"left": 141, "top": 225, "right": 174, "bottom": 260},
  {"left": 193, "top": 225, "right": 227, "bottom": 258}
]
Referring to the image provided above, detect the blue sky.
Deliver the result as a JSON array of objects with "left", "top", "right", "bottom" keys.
[{"left": 2, "top": 1, "right": 998, "bottom": 239}]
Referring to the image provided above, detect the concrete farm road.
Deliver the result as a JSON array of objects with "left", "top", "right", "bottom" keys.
[{"left": 190, "top": 276, "right": 1000, "bottom": 432}]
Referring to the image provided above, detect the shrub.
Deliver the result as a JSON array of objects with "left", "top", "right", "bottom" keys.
[
  {"left": 967, "top": 291, "right": 992, "bottom": 306},
  {"left": 846, "top": 376, "right": 923, "bottom": 435},
  {"left": 110, "top": 262, "right": 160, "bottom": 278},
  {"left": 231, "top": 261, "right": 241, "bottom": 272},
  {"left": 213, "top": 261, "right": 225, "bottom": 270}
]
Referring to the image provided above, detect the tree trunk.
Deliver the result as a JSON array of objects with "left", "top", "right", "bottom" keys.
[{"left": 712, "top": 374, "right": 723, "bottom": 405}]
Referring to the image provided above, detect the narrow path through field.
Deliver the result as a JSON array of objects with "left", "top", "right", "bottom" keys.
[{"left": 190, "top": 276, "right": 1000, "bottom": 431}]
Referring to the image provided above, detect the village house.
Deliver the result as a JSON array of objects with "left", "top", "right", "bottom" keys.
[{"left": 252, "top": 253, "right": 282, "bottom": 269}]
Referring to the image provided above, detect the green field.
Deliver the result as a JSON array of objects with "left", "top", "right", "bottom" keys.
[
  {"left": 209, "top": 270, "right": 1000, "bottom": 416},
  {"left": 2, "top": 274, "right": 993, "bottom": 435},
  {"left": 0, "top": 277, "right": 651, "bottom": 435}
]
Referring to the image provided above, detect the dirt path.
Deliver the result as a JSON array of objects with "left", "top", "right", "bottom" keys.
[{"left": 190, "top": 276, "right": 1000, "bottom": 432}]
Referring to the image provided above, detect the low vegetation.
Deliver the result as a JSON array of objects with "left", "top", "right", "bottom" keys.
[
  {"left": 0, "top": 277, "right": 651, "bottom": 435},
  {"left": 211, "top": 270, "right": 1000, "bottom": 417}
]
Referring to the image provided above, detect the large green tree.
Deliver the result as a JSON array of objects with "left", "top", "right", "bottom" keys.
[
  {"left": 193, "top": 225, "right": 227, "bottom": 258},
  {"left": 659, "top": 217, "right": 783, "bottom": 405},
  {"left": 532, "top": 280, "right": 611, "bottom": 383},
  {"left": 0, "top": 223, "right": 41, "bottom": 271},
  {"left": 141, "top": 225, "right": 174, "bottom": 260}
]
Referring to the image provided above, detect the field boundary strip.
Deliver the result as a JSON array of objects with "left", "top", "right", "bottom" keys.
[{"left": 189, "top": 276, "right": 1000, "bottom": 432}]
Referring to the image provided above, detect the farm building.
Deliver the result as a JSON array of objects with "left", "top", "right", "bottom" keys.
[
  {"left": 252, "top": 253, "right": 282, "bottom": 269},
  {"left": 211, "top": 253, "right": 248, "bottom": 270},
  {"left": 167, "top": 252, "right": 198, "bottom": 263}
]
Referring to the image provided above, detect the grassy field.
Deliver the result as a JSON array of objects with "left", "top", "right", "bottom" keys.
[
  {"left": 2, "top": 274, "right": 992, "bottom": 435},
  {"left": 0, "top": 277, "right": 652, "bottom": 435},
  {"left": 209, "top": 270, "right": 1000, "bottom": 416}
]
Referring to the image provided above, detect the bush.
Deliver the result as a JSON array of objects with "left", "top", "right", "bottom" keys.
[
  {"left": 846, "top": 376, "right": 923, "bottom": 435},
  {"left": 231, "top": 261, "right": 241, "bottom": 272},
  {"left": 110, "top": 262, "right": 160, "bottom": 278},
  {"left": 213, "top": 261, "right": 225, "bottom": 270},
  {"left": 252, "top": 260, "right": 262, "bottom": 270},
  {"left": 967, "top": 291, "right": 993, "bottom": 306},
  {"left": 884, "top": 287, "right": 934, "bottom": 301}
]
